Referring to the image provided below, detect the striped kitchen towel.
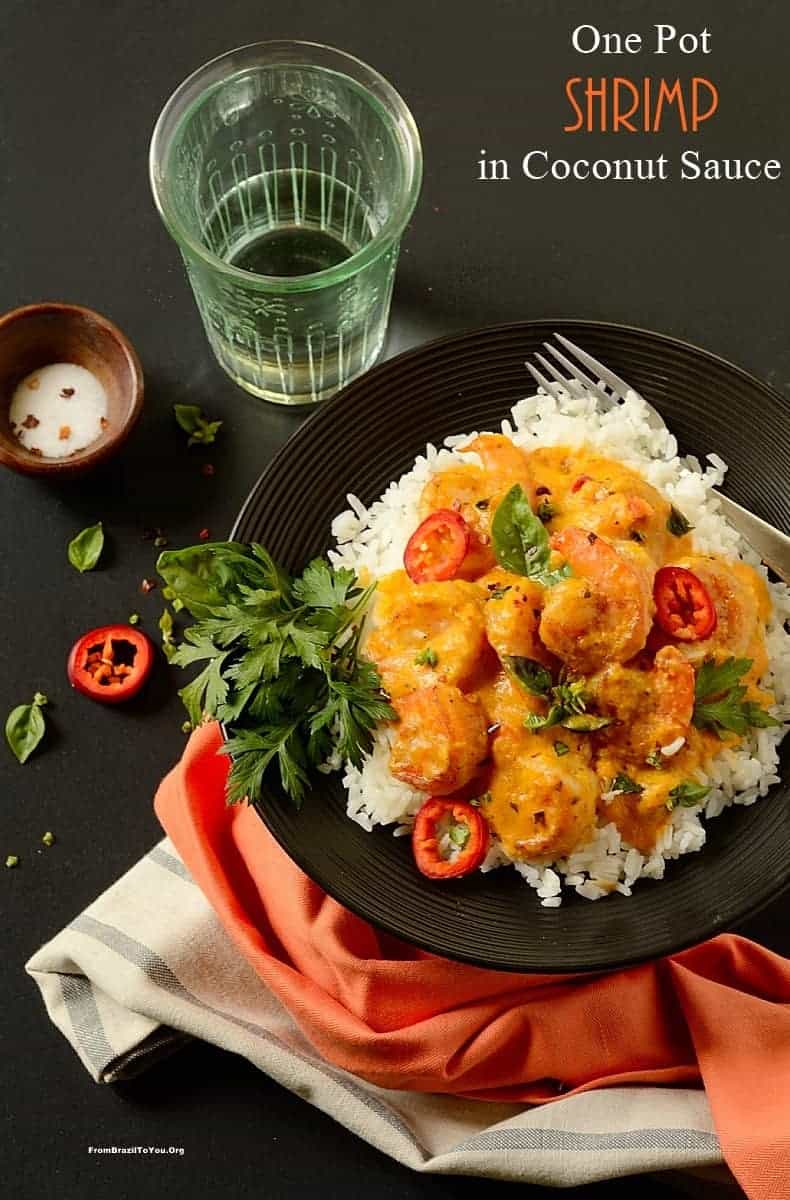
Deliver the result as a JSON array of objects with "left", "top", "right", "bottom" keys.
[{"left": 26, "top": 836, "right": 733, "bottom": 1190}]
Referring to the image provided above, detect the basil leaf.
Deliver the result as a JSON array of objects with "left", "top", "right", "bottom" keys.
[
  {"left": 414, "top": 647, "right": 438, "bottom": 668},
  {"left": 5, "top": 694, "right": 47, "bottom": 764},
  {"left": 67, "top": 522, "right": 104, "bottom": 573},
  {"left": 173, "top": 404, "right": 222, "bottom": 447},
  {"left": 667, "top": 506, "right": 694, "bottom": 537},
  {"left": 157, "top": 542, "right": 280, "bottom": 617},
  {"left": 505, "top": 656, "right": 552, "bottom": 696},
  {"left": 491, "top": 485, "right": 571, "bottom": 586},
  {"left": 667, "top": 780, "right": 710, "bottom": 809}
]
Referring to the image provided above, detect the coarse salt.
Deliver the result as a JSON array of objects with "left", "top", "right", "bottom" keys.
[{"left": 9, "top": 363, "right": 108, "bottom": 459}]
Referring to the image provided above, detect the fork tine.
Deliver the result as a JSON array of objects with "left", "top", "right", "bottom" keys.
[
  {"left": 554, "top": 334, "right": 634, "bottom": 401},
  {"left": 525, "top": 361, "right": 565, "bottom": 401},
  {"left": 541, "top": 343, "right": 612, "bottom": 405},
  {"left": 534, "top": 352, "right": 579, "bottom": 395}
]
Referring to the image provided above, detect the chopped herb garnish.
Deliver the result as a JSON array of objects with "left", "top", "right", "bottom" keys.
[
  {"left": 470, "top": 791, "right": 492, "bottom": 807},
  {"left": 154, "top": 535, "right": 168, "bottom": 548},
  {"left": 5, "top": 692, "right": 48, "bottom": 764},
  {"left": 553, "top": 740, "right": 569, "bottom": 757},
  {"left": 536, "top": 499, "right": 557, "bottom": 522},
  {"left": 448, "top": 822, "right": 471, "bottom": 849},
  {"left": 158, "top": 543, "right": 395, "bottom": 808},
  {"left": 629, "top": 529, "right": 645, "bottom": 544},
  {"left": 160, "top": 607, "right": 177, "bottom": 662},
  {"left": 505, "top": 656, "right": 552, "bottom": 696},
  {"left": 693, "top": 657, "right": 780, "bottom": 737},
  {"left": 173, "top": 403, "right": 222, "bottom": 447},
  {"left": 560, "top": 713, "right": 614, "bottom": 732},
  {"left": 666, "top": 780, "right": 711, "bottom": 810},
  {"left": 646, "top": 750, "right": 664, "bottom": 769},
  {"left": 128, "top": 613, "right": 141, "bottom": 626},
  {"left": 487, "top": 585, "right": 512, "bottom": 600},
  {"left": 41, "top": 831, "right": 55, "bottom": 847},
  {"left": 667, "top": 506, "right": 693, "bottom": 537},
  {"left": 181, "top": 720, "right": 193, "bottom": 734},
  {"left": 68, "top": 522, "right": 104, "bottom": 573},
  {"left": 414, "top": 647, "right": 439, "bottom": 668},
  {"left": 523, "top": 677, "right": 610, "bottom": 733},
  {"left": 610, "top": 773, "right": 644, "bottom": 795},
  {"left": 5, "top": 855, "right": 19, "bottom": 869}
]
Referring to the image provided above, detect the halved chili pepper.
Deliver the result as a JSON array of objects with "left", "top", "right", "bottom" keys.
[
  {"left": 67, "top": 624, "right": 154, "bottom": 704},
  {"left": 653, "top": 566, "right": 717, "bottom": 642},
  {"left": 412, "top": 797, "right": 489, "bottom": 880},
  {"left": 404, "top": 509, "right": 470, "bottom": 584}
]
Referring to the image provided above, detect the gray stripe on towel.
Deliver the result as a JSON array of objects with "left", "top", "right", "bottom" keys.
[
  {"left": 147, "top": 845, "right": 195, "bottom": 884},
  {"left": 69, "top": 914, "right": 427, "bottom": 1158},
  {"left": 60, "top": 974, "right": 116, "bottom": 1073},
  {"left": 453, "top": 1125, "right": 720, "bottom": 1156}
]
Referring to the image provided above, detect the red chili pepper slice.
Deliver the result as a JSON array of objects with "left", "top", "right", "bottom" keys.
[
  {"left": 653, "top": 566, "right": 717, "bottom": 642},
  {"left": 571, "top": 474, "right": 593, "bottom": 493},
  {"left": 403, "top": 509, "right": 470, "bottom": 583},
  {"left": 412, "top": 797, "right": 489, "bottom": 880},
  {"left": 67, "top": 624, "right": 154, "bottom": 704}
]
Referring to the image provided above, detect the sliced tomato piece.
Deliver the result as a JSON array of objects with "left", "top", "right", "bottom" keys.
[
  {"left": 653, "top": 566, "right": 717, "bottom": 642},
  {"left": 412, "top": 797, "right": 489, "bottom": 880},
  {"left": 404, "top": 509, "right": 470, "bottom": 583},
  {"left": 67, "top": 624, "right": 154, "bottom": 704}
]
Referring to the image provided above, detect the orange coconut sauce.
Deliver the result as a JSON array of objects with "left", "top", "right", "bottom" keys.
[{"left": 365, "top": 437, "right": 774, "bottom": 858}]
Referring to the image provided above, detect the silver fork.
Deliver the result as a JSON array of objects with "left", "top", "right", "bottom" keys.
[{"left": 526, "top": 333, "right": 790, "bottom": 584}]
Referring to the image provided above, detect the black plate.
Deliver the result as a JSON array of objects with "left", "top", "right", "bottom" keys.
[{"left": 232, "top": 320, "right": 790, "bottom": 973}]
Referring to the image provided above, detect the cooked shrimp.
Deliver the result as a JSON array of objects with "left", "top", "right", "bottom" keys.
[
  {"left": 587, "top": 644, "right": 695, "bottom": 763},
  {"left": 476, "top": 568, "right": 552, "bottom": 666},
  {"left": 389, "top": 684, "right": 489, "bottom": 795},
  {"left": 463, "top": 433, "right": 535, "bottom": 500},
  {"left": 366, "top": 572, "right": 486, "bottom": 699},
  {"left": 484, "top": 730, "right": 598, "bottom": 859},
  {"left": 668, "top": 556, "right": 770, "bottom": 678},
  {"left": 540, "top": 528, "right": 654, "bottom": 672}
]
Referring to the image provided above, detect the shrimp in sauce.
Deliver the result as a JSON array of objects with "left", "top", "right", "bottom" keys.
[{"left": 365, "top": 438, "right": 776, "bottom": 862}]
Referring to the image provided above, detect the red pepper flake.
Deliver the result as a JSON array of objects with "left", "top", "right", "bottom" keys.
[
  {"left": 201, "top": 463, "right": 215, "bottom": 477},
  {"left": 198, "top": 528, "right": 210, "bottom": 541},
  {"left": 26, "top": 377, "right": 40, "bottom": 391},
  {"left": 100, "top": 416, "right": 109, "bottom": 430},
  {"left": 59, "top": 425, "right": 71, "bottom": 440},
  {"left": 571, "top": 474, "right": 592, "bottom": 493},
  {"left": 141, "top": 578, "right": 157, "bottom": 594},
  {"left": 22, "top": 414, "right": 40, "bottom": 429},
  {"left": 60, "top": 387, "right": 75, "bottom": 398}
]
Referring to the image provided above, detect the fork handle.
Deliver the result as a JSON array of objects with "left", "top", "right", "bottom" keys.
[{"left": 715, "top": 492, "right": 790, "bottom": 584}]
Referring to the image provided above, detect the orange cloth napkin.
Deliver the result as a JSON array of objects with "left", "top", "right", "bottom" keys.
[{"left": 156, "top": 724, "right": 790, "bottom": 1199}]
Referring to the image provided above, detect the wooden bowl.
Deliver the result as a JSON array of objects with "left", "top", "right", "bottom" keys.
[{"left": 0, "top": 303, "right": 144, "bottom": 476}]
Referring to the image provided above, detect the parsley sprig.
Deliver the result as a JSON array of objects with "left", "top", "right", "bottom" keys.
[
  {"left": 157, "top": 542, "right": 395, "bottom": 807},
  {"left": 692, "top": 657, "right": 780, "bottom": 738}
]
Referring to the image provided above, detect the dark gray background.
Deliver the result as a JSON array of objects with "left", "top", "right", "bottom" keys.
[{"left": 2, "top": 1, "right": 787, "bottom": 1197}]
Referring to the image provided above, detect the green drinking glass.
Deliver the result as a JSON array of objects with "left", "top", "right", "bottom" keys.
[{"left": 150, "top": 41, "right": 422, "bottom": 404}]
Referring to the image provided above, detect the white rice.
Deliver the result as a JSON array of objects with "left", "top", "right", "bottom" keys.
[{"left": 332, "top": 387, "right": 790, "bottom": 905}]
